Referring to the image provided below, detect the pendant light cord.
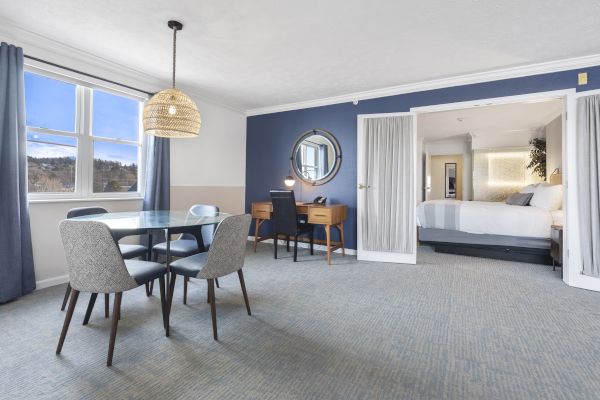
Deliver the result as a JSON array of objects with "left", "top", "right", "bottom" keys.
[{"left": 172, "top": 27, "right": 177, "bottom": 88}]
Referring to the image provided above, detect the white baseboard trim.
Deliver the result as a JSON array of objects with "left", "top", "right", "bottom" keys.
[
  {"left": 248, "top": 236, "right": 356, "bottom": 256},
  {"left": 35, "top": 274, "right": 69, "bottom": 290}
]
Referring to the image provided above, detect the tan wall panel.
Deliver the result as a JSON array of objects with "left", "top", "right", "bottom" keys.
[{"left": 171, "top": 186, "right": 246, "bottom": 214}]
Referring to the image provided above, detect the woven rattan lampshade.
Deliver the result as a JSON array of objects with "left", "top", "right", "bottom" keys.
[
  {"left": 143, "top": 20, "right": 201, "bottom": 138},
  {"left": 143, "top": 88, "right": 201, "bottom": 138}
]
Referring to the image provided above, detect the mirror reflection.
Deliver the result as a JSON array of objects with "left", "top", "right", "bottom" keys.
[{"left": 291, "top": 129, "right": 341, "bottom": 185}]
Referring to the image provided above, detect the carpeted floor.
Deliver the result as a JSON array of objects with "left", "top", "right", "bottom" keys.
[{"left": 1, "top": 243, "right": 600, "bottom": 400}]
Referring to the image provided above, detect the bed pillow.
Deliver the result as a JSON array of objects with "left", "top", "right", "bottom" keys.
[
  {"left": 530, "top": 184, "right": 563, "bottom": 211},
  {"left": 505, "top": 192, "right": 534, "bottom": 206}
]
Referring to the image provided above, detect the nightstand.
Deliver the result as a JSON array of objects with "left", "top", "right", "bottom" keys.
[{"left": 550, "top": 225, "right": 563, "bottom": 271}]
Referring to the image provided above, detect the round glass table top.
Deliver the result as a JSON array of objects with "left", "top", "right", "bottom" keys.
[{"left": 69, "top": 210, "right": 231, "bottom": 231}]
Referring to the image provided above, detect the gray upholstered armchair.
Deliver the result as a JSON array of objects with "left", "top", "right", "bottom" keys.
[
  {"left": 57, "top": 220, "right": 167, "bottom": 366},
  {"left": 168, "top": 214, "right": 252, "bottom": 340}
]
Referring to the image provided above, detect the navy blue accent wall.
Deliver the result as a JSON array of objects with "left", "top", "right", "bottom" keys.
[{"left": 246, "top": 66, "right": 600, "bottom": 250}]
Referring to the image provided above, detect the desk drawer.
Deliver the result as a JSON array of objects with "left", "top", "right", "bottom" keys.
[
  {"left": 252, "top": 204, "right": 272, "bottom": 219},
  {"left": 309, "top": 208, "right": 332, "bottom": 224}
]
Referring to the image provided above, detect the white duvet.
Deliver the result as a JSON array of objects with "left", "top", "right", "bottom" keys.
[{"left": 417, "top": 200, "right": 554, "bottom": 238}]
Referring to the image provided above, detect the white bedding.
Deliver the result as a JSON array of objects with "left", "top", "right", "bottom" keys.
[{"left": 417, "top": 200, "right": 554, "bottom": 238}]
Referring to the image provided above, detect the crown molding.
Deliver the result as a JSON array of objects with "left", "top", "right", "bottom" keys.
[
  {"left": 0, "top": 17, "right": 245, "bottom": 114},
  {"left": 246, "top": 54, "right": 600, "bottom": 116}
]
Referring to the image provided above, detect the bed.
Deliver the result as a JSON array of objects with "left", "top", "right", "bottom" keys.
[{"left": 417, "top": 200, "right": 560, "bottom": 264}]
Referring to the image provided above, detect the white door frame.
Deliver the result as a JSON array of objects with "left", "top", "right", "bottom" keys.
[
  {"left": 410, "top": 88, "right": 600, "bottom": 292},
  {"left": 356, "top": 112, "right": 417, "bottom": 264}
]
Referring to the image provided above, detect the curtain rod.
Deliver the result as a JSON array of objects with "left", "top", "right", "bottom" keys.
[{"left": 24, "top": 54, "right": 155, "bottom": 97}]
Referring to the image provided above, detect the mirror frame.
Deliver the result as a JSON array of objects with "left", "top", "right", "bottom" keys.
[{"left": 290, "top": 129, "right": 342, "bottom": 186}]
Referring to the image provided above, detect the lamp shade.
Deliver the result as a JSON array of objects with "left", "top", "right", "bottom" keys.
[
  {"left": 143, "top": 88, "right": 201, "bottom": 138},
  {"left": 284, "top": 175, "right": 296, "bottom": 187}
]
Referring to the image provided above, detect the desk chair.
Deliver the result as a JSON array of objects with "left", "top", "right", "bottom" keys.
[
  {"left": 58, "top": 220, "right": 167, "bottom": 366},
  {"left": 270, "top": 190, "right": 314, "bottom": 262},
  {"left": 60, "top": 207, "right": 148, "bottom": 316}
]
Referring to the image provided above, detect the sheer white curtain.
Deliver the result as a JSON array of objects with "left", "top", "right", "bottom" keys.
[
  {"left": 577, "top": 94, "right": 600, "bottom": 277},
  {"left": 362, "top": 116, "right": 414, "bottom": 253}
]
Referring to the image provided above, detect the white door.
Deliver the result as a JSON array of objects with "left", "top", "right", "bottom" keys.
[{"left": 357, "top": 112, "right": 417, "bottom": 264}]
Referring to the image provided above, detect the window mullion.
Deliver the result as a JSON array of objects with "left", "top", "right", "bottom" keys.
[{"left": 80, "top": 87, "right": 93, "bottom": 197}]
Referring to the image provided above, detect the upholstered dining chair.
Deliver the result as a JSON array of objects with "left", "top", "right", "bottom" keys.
[
  {"left": 270, "top": 190, "right": 314, "bottom": 262},
  {"left": 168, "top": 214, "right": 252, "bottom": 340},
  {"left": 150, "top": 204, "right": 220, "bottom": 302},
  {"left": 60, "top": 207, "right": 149, "bottom": 315},
  {"left": 58, "top": 220, "right": 167, "bottom": 366}
]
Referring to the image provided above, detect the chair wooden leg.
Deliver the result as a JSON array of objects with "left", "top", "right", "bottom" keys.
[
  {"left": 145, "top": 283, "right": 150, "bottom": 296},
  {"left": 286, "top": 235, "right": 290, "bottom": 252},
  {"left": 61, "top": 283, "right": 71, "bottom": 311},
  {"left": 215, "top": 278, "right": 220, "bottom": 288},
  {"left": 56, "top": 289, "right": 79, "bottom": 354},
  {"left": 149, "top": 280, "right": 154, "bottom": 295},
  {"left": 293, "top": 235, "right": 298, "bottom": 262},
  {"left": 83, "top": 293, "right": 98, "bottom": 325},
  {"left": 183, "top": 276, "right": 188, "bottom": 305},
  {"left": 238, "top": 269, "right": 251, "bottom": 316},
  {"left": 104, "top": 293, "right": 110, "bottom": 318},
  {"left": 158, "top": 276, "right": 167, "bottom": 333},
  {"left": 274, "top": 235, "right": 278, "bottom": 259},
  {"left": 208, "top": 279, "right": 218, "bottom": 340},
  {"left": 310, "top": 232, "right": 314, "bottom": 255},
  {"left": 107, "top": 292, "right": 122, "bottom": 367}
]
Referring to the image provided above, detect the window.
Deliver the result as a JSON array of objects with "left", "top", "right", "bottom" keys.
[{"left": 25, "top": 70, "right": 145, "bottom": 199}]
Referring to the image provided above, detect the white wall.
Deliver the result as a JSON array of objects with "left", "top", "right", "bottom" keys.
[
  {"left": 470, "top": 128, "right": 540, "bottom": 149},
  {"left": 424, "top": 136, "right": 473, "bottom": 200},
  {"left": 1, "top": 28, "right": 247, "bottom": 289},
  {"left": 545, "top": 116, "right": 562, "bottom": 177}
]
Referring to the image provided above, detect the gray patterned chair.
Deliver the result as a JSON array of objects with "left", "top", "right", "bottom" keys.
[
  {"left": 150, "top": 204, "right": 220, "bottom": 302},
  {"left": 168, "top": 214, "right": 252, "bottom": 340},
  {"left": 61, "top": 207, "right": 149, "bottom": 314},
  {"left": 57, "top": 219, "right": 167, "bottom": 367}
]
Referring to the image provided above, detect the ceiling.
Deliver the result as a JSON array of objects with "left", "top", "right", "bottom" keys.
[
  {"left": 418, "top": 99, "right": 563, "bottom": 141},
  {"left": 1, "top": 0, "right": 599, "bottom": 111}
]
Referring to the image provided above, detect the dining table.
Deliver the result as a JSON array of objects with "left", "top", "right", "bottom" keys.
[{"left": 69, "top": 210, "right": 231, "bottom": 335}]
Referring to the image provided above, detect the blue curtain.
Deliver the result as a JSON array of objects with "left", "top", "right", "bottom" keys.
[
  {"left": 142, "top": 135, "right": 170, "bottom": 246},
  {"left": 0, "top": 43, "right": 36, "bottom": 303}
]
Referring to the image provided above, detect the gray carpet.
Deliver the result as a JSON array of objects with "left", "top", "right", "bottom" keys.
[{"left": 1, "top": 244, "right": 600, "bottom": 400}]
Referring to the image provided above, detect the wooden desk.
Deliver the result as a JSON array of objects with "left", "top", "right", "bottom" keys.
[{"left": 251, "top": 201, "right": 347, "bottom": 265}]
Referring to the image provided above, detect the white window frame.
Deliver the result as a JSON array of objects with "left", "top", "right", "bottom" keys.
[{"left": 25, "top": 65, "right": 148, "bottom": 201}]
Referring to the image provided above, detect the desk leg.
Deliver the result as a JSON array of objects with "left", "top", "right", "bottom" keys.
[
  {"left": 325, "top": 224, "right": 331, "bottom": 265},
  {"left": 253, "top": 218, "right": 262, "bottom": 252}
]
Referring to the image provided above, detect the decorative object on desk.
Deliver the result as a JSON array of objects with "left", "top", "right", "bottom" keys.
[
  {"left": 291, "top": 129, "right": 342, "bottom": 185},
  {"left": 549, "top": 168, "right": 562, "bottom": 185},
  {"left": 143, "top": 21, "right": 201, "bottom": 138},
  {"left": 526, "top": 137, "right": 546, "bottom": 180}
]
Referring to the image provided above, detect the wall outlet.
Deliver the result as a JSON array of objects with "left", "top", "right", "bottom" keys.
[{"left": 578, "top": 72, "right": 588, "bottom": 85}]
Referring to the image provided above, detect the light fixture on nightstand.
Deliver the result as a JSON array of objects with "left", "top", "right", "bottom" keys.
[
  {"left": 549, "top": 168, "right": 562, "bottom": 185},
  {"left": 143, "top": 20, "right": 201, "bottom": 138}
]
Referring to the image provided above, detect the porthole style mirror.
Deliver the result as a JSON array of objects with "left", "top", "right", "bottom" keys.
[{"left": 290, "top": 129, "right": 342, "bottom": 185}]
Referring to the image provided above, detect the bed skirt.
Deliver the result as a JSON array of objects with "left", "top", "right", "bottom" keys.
[{"left": 418, "top": 228, "right": 552, "bottom": 265}]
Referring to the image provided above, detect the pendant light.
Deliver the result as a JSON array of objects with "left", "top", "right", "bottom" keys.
[{"left": 143, "top": 20, "right": 201, "bottom": 138}]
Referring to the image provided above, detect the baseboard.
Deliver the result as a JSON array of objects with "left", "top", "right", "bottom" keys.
[
  {"left": 35, "top": 274, "right": 68, "bottom": 290},
  {"left": 248, "top": 236, "right": 357, "bottom": 256}
]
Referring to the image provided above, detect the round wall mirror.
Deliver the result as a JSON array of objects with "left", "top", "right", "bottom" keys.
[{"left": 290, "top": 129, "right": 342, "bottom": 185}]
